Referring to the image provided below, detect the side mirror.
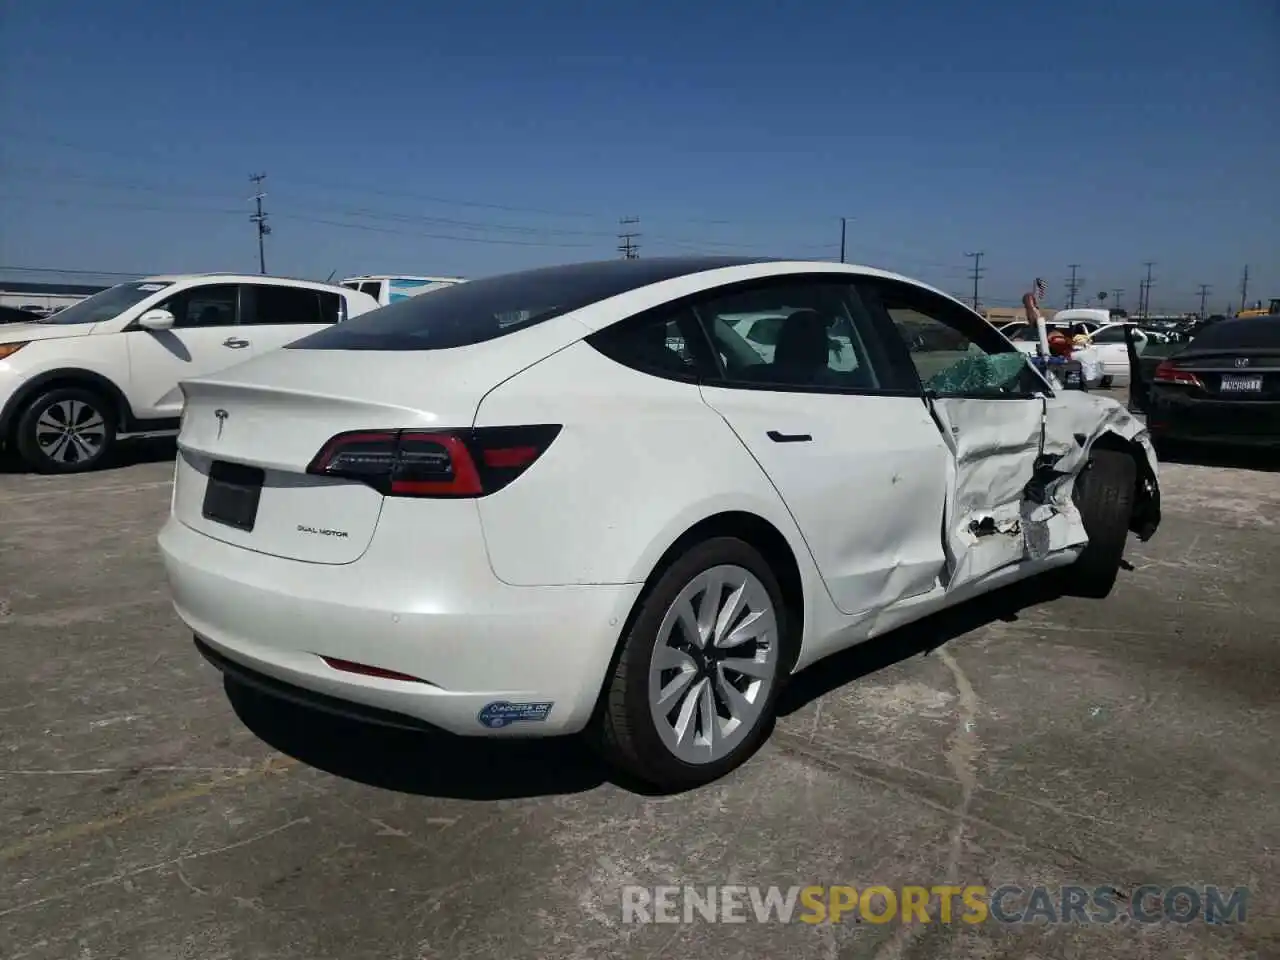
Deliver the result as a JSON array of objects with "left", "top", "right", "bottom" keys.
[{"left": 136, "top": 308, "right": 176, "bottom": 331}]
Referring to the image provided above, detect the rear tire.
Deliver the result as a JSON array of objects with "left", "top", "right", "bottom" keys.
[
  {"left": 14, "top": 386, "right": 117, "bottom": 474},
  {"left": 1060, "top": 450, "right": 1137, "bottom": 598},
  {"left": 592, "top": 537, "right": 788, "bottom": 791}
]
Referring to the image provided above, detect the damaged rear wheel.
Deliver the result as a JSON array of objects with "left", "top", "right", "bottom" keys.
[{"left": 1060, "top": 449, "right": 1137, "bottom": 599}]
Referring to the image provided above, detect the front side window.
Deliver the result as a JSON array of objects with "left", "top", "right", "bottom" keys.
[
  {"left": 359, "top": 281, "right": 383, "bottom": 300},
  {"left": 696, "top": 281, "right": 884, "bottom": 390},
  {"left": 861, "top": 279, "right": 1045, "bottom": 397},
  {"left": 154, "top": 284, "right": 239, "bottom": 329}
]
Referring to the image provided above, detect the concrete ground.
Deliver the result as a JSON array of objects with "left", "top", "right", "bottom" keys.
[{"left": 2, "top": 441, "right": 1278, "bottom": 959}]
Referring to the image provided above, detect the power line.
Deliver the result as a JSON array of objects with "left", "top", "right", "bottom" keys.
[
  {"left": 1, "top": 146, "right": 984, "bottom": 266},
  {"left": 1065, "top": 264, "right": 1082, "bottom": 309},
  {"left": 618, "top": 217, "right": 641, "bottom": 259},
  {"left": 249, "top": 173, "right": 270, "bottom": 275},
  {"left": 964, "top": 251, "right": 984, "bottom": 310},
  {"left": 276, "top": 213, "right": 595, "bottom": 248},
  {"left": 1196, "top": 283, "right": 1212, "bottom": 319}
]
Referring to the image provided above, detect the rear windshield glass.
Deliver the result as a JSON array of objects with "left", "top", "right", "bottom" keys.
[
  {"left": 1187, "top": 318, "right": 1280, "bottom": 351},
  {"left": 291, "top": 257, "right": 768, "bottom": 351}
]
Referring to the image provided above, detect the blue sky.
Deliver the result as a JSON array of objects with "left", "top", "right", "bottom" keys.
[{"left": 1, "top": 0, "right": 1276, "bottom": 312}]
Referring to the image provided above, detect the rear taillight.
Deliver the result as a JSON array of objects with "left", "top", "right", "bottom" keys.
[
  {"left": 306, "top": 425, "right": 561, "bottom": 497},
  {"left": 1153, "top": 360, "right": 1202, "bottom": 387}
]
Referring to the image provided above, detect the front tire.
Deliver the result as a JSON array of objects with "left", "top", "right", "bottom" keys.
[
  {"left": 15, "top": 386, "right": 116, "bottom": 474},
  {"left": 594, "top": 537, "right": 787, "bottom": 790},
  {"left": 1060, "top": 450, "right": 1137, "bottom": 598}
]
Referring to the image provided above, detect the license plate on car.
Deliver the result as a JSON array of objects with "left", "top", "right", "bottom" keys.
[
  {"left": 1220, "top": 375, "right": 1263, "bottom": 393},
  {"left": 202, "top": 460, "right": 265, "bottom": 531}
]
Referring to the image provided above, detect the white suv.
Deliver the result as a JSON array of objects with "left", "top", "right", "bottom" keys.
[{"left": 0, "top": 274, "right": 379, "bottom": 473}]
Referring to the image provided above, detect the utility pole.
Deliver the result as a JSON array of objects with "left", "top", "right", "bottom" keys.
[
  {"left": 617, "top": 217, "right": 640, "bottom": 259},
  {"left": 1196, "top": 284, "right": 1211, "bottom": 319},
  {"left": 249, "top": 173, "right": 270, "bottom": 275},
  {"left": 964, "top": 251, "right": 984, "bottom": 310},
  {"left": 1240, "top": 264, "right": 1249, "bottom": 314},
  {"left": 1140, "top": 261, "right": 1155, "bottom": 318},
  {"left": 840, "top": 218, "right": 847, "bottom": 263},
  {"left": 1065, "top": 264, "right": 1082, "bottom": 309},
  {"left": 1110, "top": 288, "right": 1124, "bottom": 313}
]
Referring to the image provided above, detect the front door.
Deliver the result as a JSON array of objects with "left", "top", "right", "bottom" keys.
[
  {"left": 694, "top": 277, "right": 952, "bottom": 618},
  {"left": 857, "top": 278, "right": 1050, "bottom": 591},
  {"left": 124, "top": 283, "right": 255, "bottom": 421}
]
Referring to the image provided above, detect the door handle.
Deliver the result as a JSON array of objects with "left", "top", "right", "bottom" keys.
[
  {"left": 767, "top": 430, "right": 812, "bottom": 443},
  {"left": 222, "top": 337, "right": 250, "bottom": 349}
]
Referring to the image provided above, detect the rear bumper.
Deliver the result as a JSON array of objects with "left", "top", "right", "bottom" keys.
[
  {"left": 159, "top": 513, "right": 642, "bottom": 737},
  {"left": 1146, "top": 391, "right": 1280, "bottom": 446}
]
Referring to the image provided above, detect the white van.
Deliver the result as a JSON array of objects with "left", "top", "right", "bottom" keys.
[{"left": 339, "top": 275, "right": 466, "bottom": 307}]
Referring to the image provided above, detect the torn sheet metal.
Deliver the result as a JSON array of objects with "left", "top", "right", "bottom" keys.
[
  {"left": 928, "top": 396, "right": 1047, "bottom": 588},
  {"left": 1030, "top": 392, "right": 1161, "bottom": 555},
  {"left": 932, "top": 390, "right": 1160, "bottom": 592}
]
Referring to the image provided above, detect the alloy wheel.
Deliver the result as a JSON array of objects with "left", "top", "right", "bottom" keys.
[
  {"left": 647, "top": 564, "right": 779, "bottom": 765},
  {"left": 34, "top": 399, "right": 108, "bottom": 465}
]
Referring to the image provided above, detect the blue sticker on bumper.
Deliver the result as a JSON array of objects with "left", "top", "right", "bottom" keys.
[{"left": 477, "top": 701, "right": 554, "bottom": 728}]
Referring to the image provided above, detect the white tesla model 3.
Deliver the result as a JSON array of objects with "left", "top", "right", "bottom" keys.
[{"left": 158, "top": 257, "right": 1161, "bottom": 789}]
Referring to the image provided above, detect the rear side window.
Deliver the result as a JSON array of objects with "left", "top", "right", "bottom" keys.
[
  {"left": 319, "top": 291, "right": 343, "bottom": 322},
  {"left": 1090, "top": 326, "right": 1127, "bottom": 343},
  {"left": 244, "top": 285, "right": 327, "bottom": 325},
  {"left": 588, "top": 307, "right": 718, "bottom": 381}
]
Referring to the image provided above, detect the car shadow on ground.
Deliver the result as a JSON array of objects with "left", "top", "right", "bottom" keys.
[
  {"left": 227, "top": 578, "right": 1065, "bottom": 801},
  {"left": 1154, "top": 442, "right": 1280, "bottom": 474}
]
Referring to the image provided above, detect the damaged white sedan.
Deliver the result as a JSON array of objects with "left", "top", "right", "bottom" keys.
[{"left": 158, "top": 257, "right": 1161, "bottom": 790}]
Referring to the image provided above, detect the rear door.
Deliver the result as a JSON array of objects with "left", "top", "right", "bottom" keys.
[
  {"left": 124, "top": 283, "right": 255, "bottom": 420},
  {"left": 857, "top": 278, "right": 1050, "bottom": 590},
  {"left": 240, "top": 283, "right": 342, "bottom": 355},
  {"left": 695, "top": 276, "right": 952, "bottom": 617}
]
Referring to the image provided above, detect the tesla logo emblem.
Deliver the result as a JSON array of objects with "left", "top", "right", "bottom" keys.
[
  {"left": 214, "top": 409, "right": 229, "bottom": 439},
  {"left": 1235, "top": 358, "right": 1250, "bottom": 368}
]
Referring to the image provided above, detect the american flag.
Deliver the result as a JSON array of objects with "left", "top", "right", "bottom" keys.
[{"left": 1034, "top": 278, "right": 1048, "bottom": 302}]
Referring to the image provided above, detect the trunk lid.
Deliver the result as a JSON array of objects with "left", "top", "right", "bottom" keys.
[
  {"left": 173, "top": 344, "right": 541, "bottom": 564},
  {"left": 1168, "top": 349, "right": 1280, "bottom": 401}
]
